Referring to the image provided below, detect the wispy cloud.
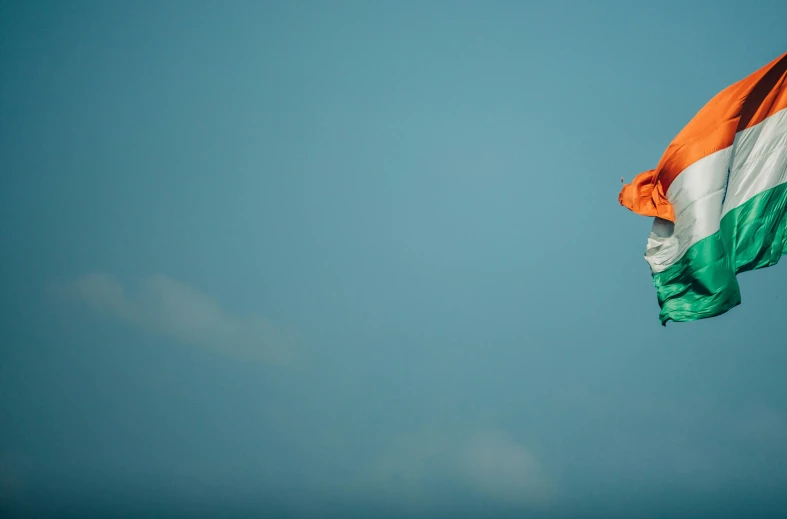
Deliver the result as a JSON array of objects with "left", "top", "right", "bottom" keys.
[
  {"left": 0, "top": 450, "right": 30, "bottom": 505},
  {"left": 58, "top": 273, "right": 303, "bottom": 366},
  {"left": 356, "top": 425, "right": 556, "bottom": 511},
  {"left": 458, "top": 429, "right": 555, "bottom": 506}
]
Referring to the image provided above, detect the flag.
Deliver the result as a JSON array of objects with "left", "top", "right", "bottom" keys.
[{"left": 619, "top": 51, "right": 787, "bottom": 325}]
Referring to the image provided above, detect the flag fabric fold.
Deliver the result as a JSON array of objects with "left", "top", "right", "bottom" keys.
[{"left": 620, "top": 51, "right": 787, "bottom": 324}]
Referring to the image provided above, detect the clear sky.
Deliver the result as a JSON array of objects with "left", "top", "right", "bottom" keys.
[{"left": 1, "top": 1, "right": 786, "bottom": 518}]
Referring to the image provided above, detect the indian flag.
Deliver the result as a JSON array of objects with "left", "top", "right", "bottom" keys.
[{"left": 619, "top": 51, "right": 787, "bottom": 325}]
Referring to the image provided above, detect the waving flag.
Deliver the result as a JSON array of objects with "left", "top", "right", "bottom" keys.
[{"left": 620, "top": 51, "right": 787, "bottom": 325}]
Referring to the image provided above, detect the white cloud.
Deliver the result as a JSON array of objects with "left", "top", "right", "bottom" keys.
[
  {"left": 0, "top": 450, "right": 31, "bottom": 504},
  {"left": 458, "top": 429, "right": 555, "bottom": 506},
  {"left": 59, "top": 273, "right": 303, "bottom": 366},
  {"left": 358, "top": 425, "right": 555, "bottom": 510}
]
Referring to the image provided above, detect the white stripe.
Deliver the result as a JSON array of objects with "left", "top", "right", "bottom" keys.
[
  {"left": 644, "top": 149, "right": 729, "bottom": 273},
  {"left": 645, "top": 107, "right": 787, "bottom": 275},
  {"left": 722, "top": 108, "right": 787, "bottom": 217}
]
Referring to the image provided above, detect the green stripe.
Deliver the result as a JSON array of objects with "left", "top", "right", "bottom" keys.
[{"left": 653, "top": 181, "right": 787, "bottom": 325}]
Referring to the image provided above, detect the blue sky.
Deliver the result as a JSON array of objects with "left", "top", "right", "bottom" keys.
[{"left": 1, "top": 1, "right": 786, "bottom": 517}]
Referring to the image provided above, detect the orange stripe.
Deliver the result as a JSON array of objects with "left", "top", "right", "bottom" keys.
[{"left": 620, "top": 51, "right": 787, "bottom": 222}]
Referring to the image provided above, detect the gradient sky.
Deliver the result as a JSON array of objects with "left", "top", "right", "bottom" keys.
[{"left": 2, "top": 1, "right": 787, "bottom": 518}]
